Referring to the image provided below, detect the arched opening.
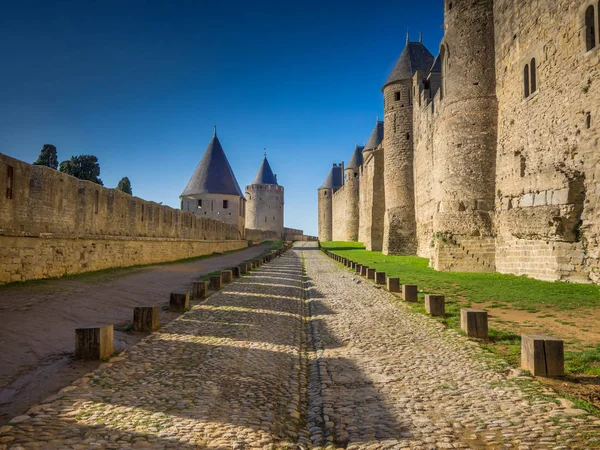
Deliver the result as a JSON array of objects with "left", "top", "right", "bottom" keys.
[
  {"left": 440, "top": 44, "right": 448, "bottom": 99},
  {"left": 523, "top": 64, "right": 530, "bottom": 98},
  {"left": 530, "top": 58, "right": 537, "bottom": 92},
  {"left": 586, "top": 5, "right": 596, "bottom": 51}
]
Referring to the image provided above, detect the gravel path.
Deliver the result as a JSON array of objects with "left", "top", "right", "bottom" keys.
[{"left": 1, "top": 242, "right": 599, "bottom": 449}]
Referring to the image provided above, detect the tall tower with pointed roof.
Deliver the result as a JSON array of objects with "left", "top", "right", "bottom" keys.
[
  {"left": 245, "top": 155, "right": 284, "bottom": 238},
  {"left": 318, "top": 164, "right": 344, "bottom": 241},
  {"left": 180, "top": 129, "right": 246, "bottom": 237},
  {"left": 382, "top": 39, "right": 434, "bottom": 255},
  {"left": 344, "top": 145, "right": 364, "bottom": 241}
]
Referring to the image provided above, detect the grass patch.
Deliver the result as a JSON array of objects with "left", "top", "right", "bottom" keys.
[{"left": 565, "top": 344, "right": 600, "bottom": 376}]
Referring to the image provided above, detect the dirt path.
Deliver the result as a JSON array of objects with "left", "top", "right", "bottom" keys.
[{"left": 0, "top": 243, "right": 272, "bottom": 425}]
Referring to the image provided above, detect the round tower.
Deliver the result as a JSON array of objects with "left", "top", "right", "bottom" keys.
[
  {"left": 344, "top": 145, "right": 364, "bottom": 242},
  {"left": 317, "top": 164, "right": 343, "bottom": 242},
  {"left": 245, "top": 155, "right": 284, "bottom": 238},
  {"left": 382, "top": 38, "right": 434, "bottom": 255},
  {"left": 433, "top": 0, "right": 497, "bottom": 242}
]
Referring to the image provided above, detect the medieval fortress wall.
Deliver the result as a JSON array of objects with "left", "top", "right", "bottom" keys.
[
  {"left": 322, "top": 0, "right": 600, "bottom": 283},
  {"left": 0, "top": 153, "right": 247, "bottom": 284}
]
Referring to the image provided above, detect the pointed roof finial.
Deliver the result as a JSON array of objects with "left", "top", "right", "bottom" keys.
[
  {"left": 419, "top": 31, "right": 423, "bottom": 43},
  {"left": 213, "top": 125, "right": 217, "bottom": 137},
  {"left": 264, "top": 148, "right": 267, "bottom": 158},
  {"left": 406, "top": 29, "right": 410, "bottom": 44},
  {"left": 376, "top": 114, "right": 379, "bottom": 122}
]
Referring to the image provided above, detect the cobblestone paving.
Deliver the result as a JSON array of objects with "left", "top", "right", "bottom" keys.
[
  {"left": 299, "top": 242, "right": 600, "bottom": 449},
  {"left": 2, "top": 242, "right": 600, "bottom": 449}
]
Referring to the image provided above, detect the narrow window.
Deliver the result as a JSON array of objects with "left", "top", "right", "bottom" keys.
[
  {"left": 211, "top": 201, "right": 214, "bottom": 211},
  {"left": 94, "top": 191, "right": 99, "bottom": 214},
  {"left": 586, "top": 112, "right": 592, "bottom": 128},
  {"left": 6, "top": 165, "right": 14, "bottom": 199},
  {"left": 530, "top": 58, "right": 537, "bottom": 92},
  {"left": 523, "top": 64, "right": 530, "bottom": 98},
  {"left": 448, "top": 2, "right": 453, "bottom": 10},
  {"left": 198, "top": 199, "right": 202, "bottom": 208},
  {"left": 223, "top": 199, "right": 229, "bottom": 209},
  {"left": 395, "top": 92, "right": 401, "bottom": 101},
  {"left": 586, "top": 5, "right": 596, "bottom": 51},
  {"left": 406, "top": 133, "right": 410, "bottom": 140},
  {"left": 141, "top": 204, "right": 144, "bottom": 222},
  {"left": 265, "top": 216, "right": 267, "bottom": 222}
]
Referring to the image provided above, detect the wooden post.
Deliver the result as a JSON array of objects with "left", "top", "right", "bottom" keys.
[
  {"left": 232, "top": 266, "right": 241, "bottom": 278},
  {"left": 355, "top": 264, "right": 362, "bottom": 275},
  {"left": 221, "top": 270, "right": 233, "bottom": 283},
  {"left": 425, "top": 295, "right": 445, "bottom": 316},
  {"left": 521, "top": 334, "right": 564, "bottom": 377},
  {"left": 367, "top": 268, "right": 376, "bottom": 280},
  {"left": 360, "top": 266, "right": 369, "bottom": 276},
  {"left": 402, "top": 284, "right": 418, "bottom": 302},
  {"left": 209, "top": 275, "right": 222, "bottom": 291},
  {"left": 387, "top": 277, "right": 400, "bottom": 293},
  {"left": 240, "top": 263, "right": 248, "bottom": 274},
  {"left": 460, "top": 308, "right": 488, "bottom": 339},
  {"left": 133, "top": 306, "right": 159, "bottom": 332},
  {"left": 375, "top": 272, "right": 386, "bottom": 285},
  {"left": 75, "top": 325, "right": 114, "bottom": 360},
  {"left": 169, "top": 292, "right": 190, "bottom": 312},
  {"left": 192, "top": 281, "right": 208, "bottom": 299}
]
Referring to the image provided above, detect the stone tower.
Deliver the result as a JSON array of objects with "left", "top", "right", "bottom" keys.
[
  {"left": 432, "top": 0, "right": 498, "bottom": 271},
  {"left": 344, "top": 145, "right": 364, "bottom": 241},
  {"left": 318, "top": 164, "right": 343, "bottom": 241},
  {"left": 245, "top": 155, "right": 284, "bottom": 238},
  {"left": 180, "top": 128, "right": 246, "bottom": 237},
  {"left": 382, "top": 38, "right": 434, "bottom": 255}
]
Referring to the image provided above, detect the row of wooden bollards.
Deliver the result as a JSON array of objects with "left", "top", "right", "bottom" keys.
[
  {"left": 74, "top": 243, "right": 294, "bottom": 361},
  {"left": 321, "top": 249, "right": 565, "bottom": 378}
]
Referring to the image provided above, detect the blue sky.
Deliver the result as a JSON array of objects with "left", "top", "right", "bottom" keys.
[{"left": 0, "top": 0, "right": 444, "bottom": 236}]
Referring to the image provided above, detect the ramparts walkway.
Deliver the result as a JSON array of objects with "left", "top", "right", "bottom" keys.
[{"left": 1, "top": 242, "right": 599, "bottom": 449}]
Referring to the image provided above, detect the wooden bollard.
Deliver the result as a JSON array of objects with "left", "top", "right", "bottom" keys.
[
  {"left": 240, "top": 263, "right": 248, "bottom": 274},
  {"left": 355, "top": 264, "right": 362, "bottom": 275},
  {"left": 232, "top": 266, "right": 241, "bottom": 278},
  {"left": 221, "top": 270, "right": 233, "bottom": 283},
  {"left": 367, "top": 268, "right": 376, "bottom": 280},
  {"left": 375, "top": 272, "right": 386, "bottom": 285},
  {"left": 425, "top": 295, "right": 445, "bottom": 316},
  {"left": 75, "top": 325, "right": 114, "bottom": 360},
  {"left": 460, "top": 308, "right": 488, "bottom": 339},
  {"left": 521, "top": 334, "right": 564, "bottom": 377},
  {"left": 360, "top": 266, "right": 369, "bottom": 276},
  {"left": 209, "top": 275, "right": 222, "bottom": 291},
  {"left": 192, "top": 281, "right": 208, "bottom": 299},
  {"left": 133, "top": 306, "right": 159, "bottom": 332},
  {"left": 402, "top": 284, "right": 418, "bottom": 302},
  {"left": 170, "top": 292, "right": 190, "bottom": 312},
  {"left": 387, "top": 277, "right": 400, "bottom": 293}
]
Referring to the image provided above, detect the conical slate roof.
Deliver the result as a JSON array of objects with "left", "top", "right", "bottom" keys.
[
  {"left": 319, "top": 165, "right": 344, "bottom": 190},
  {"left": 251, "top": 155, "right": 278, "bottom": 185},
  {"left": 383, "top": 41, "right": 435, "bottom": 89},
  {"left": 181, "top": 134, "right": 244, "bottom": 197},
  {"left": 364, "top": 121, "right": 384, "bottom": 151},
  {"left": 429, "top": 53, "right": 442, "bottom": 73},
  {"left": 346, "top": 145, "right": 364, "bottom": 170}
]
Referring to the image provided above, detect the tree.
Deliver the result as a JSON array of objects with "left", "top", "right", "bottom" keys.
[
  {"left": 59, "top": 155, "right": 103, "bottom": 185},
  {"left": 116, "top": 177, "right": 132, "bottom": 195},
  {"left": 33, "top": 144, "right": 58, "bottom": 169}
]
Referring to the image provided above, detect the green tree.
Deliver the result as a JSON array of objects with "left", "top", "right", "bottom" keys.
[
  {"left": 116, "top": 176, "right": 132, "bottom": 195},
  {"left": 33, "top": 144, "right": 58, "bottom": 169},
  {"left": 59, "top": 155, "right": 103, "bottom": 186}
]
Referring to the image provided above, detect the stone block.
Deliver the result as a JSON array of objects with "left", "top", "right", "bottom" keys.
[
  {"left": 367, "top": 268, "right": 376, "bottom": 280},
  {"left": 169, "top": 291, "right": 190, "bottom": 312},
  {"left": 232, "top": 266, "right": 241, "bottom": 278},
  {"left": 192, "top": 281, "right": 208, "bottom": 299},
  {"left": 521, "top": 334, "right": 564, "bottom": 377},
  {"left": 460, "top": 308, "right": 488, "bottom": 338},
  {"left": 402, "top": 284, "right": 418, "bottom": 302},
  {"left": 209, "top": 275, "right": 222, "bottom": 291},
  {"left": 533, "top": 191, "right": 547, "bottom": 207},
  {"left": 387, "top": 277, "right": 400, "bottom": 292},
  {"left": 550, "top": 188, "right": 569, "bottom": 205},
  {"left": 75, "top": 325, "right": 113, "bottom": 360},
  {"left": 360, "top": 266, "right": 369, "bottom": 276},
  {"left": 424, "top": 295, "right": 445, "bottom": 316},
  {"left": 221, "top": 270, "right": 233, "bottom": 283},
  {"left": 133, "top": 306, "right": 159, "bottom": 332},
  {"left": 375, "top": 271, "right": 386, "bottom": 285},
  {"left": 519, "top": 193, "right": 534, "bottom": 208}
]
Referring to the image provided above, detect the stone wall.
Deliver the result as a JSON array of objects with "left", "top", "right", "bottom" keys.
[
  {"left": 494, "top": 0, "right": 600, "bottom": 282},
  {"left": 245, "top": 184, "right": 284, "bottom": 238},
  {"left": 331, "top": 184, "right": 349, "bottom": 241},
  {"left": 358, "top": 149, "right": 385, "bottom": 251},
  {"left": 0, "top": 153, "right": 247, "bottom": 283},
  {"left": 181, "top": 193, "right": 246, "bottom": 236},
  {"left": 318, "top": 188, "right": 333, "bottom": 241}
]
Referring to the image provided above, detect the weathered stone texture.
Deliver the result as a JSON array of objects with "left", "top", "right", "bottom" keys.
[
  {"left": 245, "top": 184, "right": 284, "bottom": 238},
  {"left": 318, "top": 188, "right": 333, "bottom": 241},
  {"left": 358, "top": 149, "right": 385, "bottom": 251},
  {"left": 0, "top": 154, "right": 247, "bottom": 284}
]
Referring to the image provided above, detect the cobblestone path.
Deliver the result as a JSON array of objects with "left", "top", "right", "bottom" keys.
[{"left": 1, "top": 243, "right": 600, "bottom": 449}]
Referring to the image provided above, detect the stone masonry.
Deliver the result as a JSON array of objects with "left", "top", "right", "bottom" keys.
[{"left": 319, "top": 0, "right": 600, "bottom": 284}]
